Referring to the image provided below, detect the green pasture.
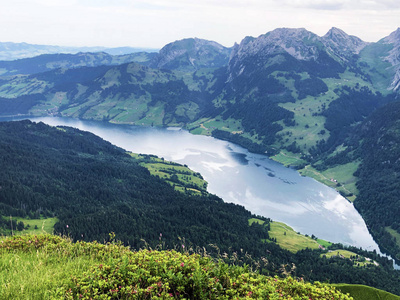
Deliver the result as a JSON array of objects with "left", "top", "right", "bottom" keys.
[
  {"left": 333, "top": 284, "right": 400, "bottom": 300},
  {"left": 188, "top": 117, "right": 244, "bottom": 136},
  {"left": 271, "top": 150, "right": 307, "bottom": 167},
  {"left": 1, "top": 217, "right": 58, "bottom": 236},
  {"left": 298, "top": 161, "right": 359, "bottom": 201},
  {"left": 129, "top": 153, "right": 208, "bottom": 194},
  {"left": 385, "top": 227, "right": 400, "bottom": 254},
  {"left": 268, "top": 221, "right": 328, "bottom": 253},
  {"left": 322, "top": 249, "right": 377, "bottom": 267}
]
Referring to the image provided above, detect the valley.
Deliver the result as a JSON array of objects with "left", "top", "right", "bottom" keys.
[{"left": 1, "top": 26, "right": 400, "bottom": 297}]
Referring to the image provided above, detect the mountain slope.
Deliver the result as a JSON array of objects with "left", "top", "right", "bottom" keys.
[
  {"left": 322, "top": 27, "right": 368, "bottom": 62},
  {"left": 0, "top": 52, "right": 156, "bottom": 77},
  {"left": 0, "top": 41, "right": 158, "bottom": 61},
  {"left": 0, "top": 27, "right": 398, "bottom": 155},
  {"left": 382, "top": 28, "right": 400, "bottom": 91},
  {"left": 352, "top": 101, "right": 400, "bottom": 260},
  {"left": 0, "top": 234, "right": 355, "bottom": 300}
]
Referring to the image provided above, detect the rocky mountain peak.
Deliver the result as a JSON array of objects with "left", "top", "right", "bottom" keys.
[
  {"left": 322, "top": 27, "right": 368, "bottom": 59},
  {"left": 381, "top": 28, "right": 400, "bottom": 91},
  {"left": 382, "top": 28, "right": 400, "bottom": 45},
  {"left": 231, "top": 27, "right": 322, "bottom": 63}
]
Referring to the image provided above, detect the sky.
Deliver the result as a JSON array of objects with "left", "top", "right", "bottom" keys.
[{"left": 0, "top": 0, "right": 399, "bottom": 49}]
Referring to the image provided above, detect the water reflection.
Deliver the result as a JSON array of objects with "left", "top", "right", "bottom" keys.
[{"left": 3, "top": 117, "right": 382, "bottom": 253}]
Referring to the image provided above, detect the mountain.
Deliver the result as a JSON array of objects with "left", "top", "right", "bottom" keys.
[
  {"left": 0, "top": 41, "right": 158, "bottom": 61},
  {"left": 149, "top": 38, "right": 231, "bottom": 71},
  {"left": 0, "top": 51, "right": 157, "bottom": 77},
  {"left": 381, "top": 28, "right": 400, "bottom": 91},
  {"left": 322, "top": 27, "right": 369, "bottom": 62}
]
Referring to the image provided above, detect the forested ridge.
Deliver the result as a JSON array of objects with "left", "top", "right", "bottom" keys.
[
  {"left": 2, "top": 120, "right": 400, "bottom": 295},
  {"left": 352, "top": 102, "right": 400, "bottom": 261}
]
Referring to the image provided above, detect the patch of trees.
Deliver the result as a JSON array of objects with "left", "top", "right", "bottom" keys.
[
  {"left": 35, "top": 65, "right": 113, "bottom": 87},
  {"left": 349, "top": 101, "right": 400, "bottom": 261},
  {"left": 0, "top": 94, "right": 44, "bottom": 116},
  {"left": 310, "top": 87, "right": 396, "bottom": 164},
  {"left": 293, "top": 76, "right": 328, "bottom": 99}
]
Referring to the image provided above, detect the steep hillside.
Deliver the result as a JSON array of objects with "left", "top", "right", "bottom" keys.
[
  {"left": 352, "top": 101, "right": 400, "bottom": 260},
  {"left": 0, "top": 234, "right": 355, "bottom": 300}
]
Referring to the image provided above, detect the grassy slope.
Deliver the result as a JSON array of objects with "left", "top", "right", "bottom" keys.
[
  {"left": 322, "top": 250, "right": 377, "bottom": 267},
  {"left": 268, "top": 221, "right": 331, "bottom": 253},
  {"left": 0, "top": 234, "right": 353, "bottom": 300},
  {"left": 249, "top": 218, "right": 331, "bottom": 253},
  {"left": 271, "top": 152, "right": 359, "bottom": 201},
  {"left": 385, "top": 227, "right": 400, "bottom": 250},
  {"left": 129, "top": 153, "right": 208, "bottom": 194},
  {"left": 333, "top": 284, "right": 400, "bottom": 300},
  {"left": 1, "top": 217, "right": 57, "bottom": 236},
  {"left": 298, "top": 162, "right": 360, "bottom": 201}
]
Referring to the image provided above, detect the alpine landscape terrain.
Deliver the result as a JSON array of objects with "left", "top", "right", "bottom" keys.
[{"left": 2, "top": 27, "right": 400, "bottom": 299}]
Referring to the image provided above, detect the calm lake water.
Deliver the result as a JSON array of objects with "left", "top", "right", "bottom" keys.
[
  {"left": 19, "top": 117, "right": 383, "bottom": 252},
  {"left": 2, "top": 116, "right": 384, "bottom": 254}
]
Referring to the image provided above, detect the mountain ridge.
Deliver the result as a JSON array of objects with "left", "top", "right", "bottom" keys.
[{"left": 0, "top": 41, "right": 158, "bottom": 61}]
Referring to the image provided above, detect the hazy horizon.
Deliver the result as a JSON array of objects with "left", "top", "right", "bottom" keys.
[{"left": 0, "top": 0, "right": 399, "bottom": 49}]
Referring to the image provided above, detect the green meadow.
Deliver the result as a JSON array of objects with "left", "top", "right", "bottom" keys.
[{"left": 129, "top": 153, "right": 208, "bottom": 194}]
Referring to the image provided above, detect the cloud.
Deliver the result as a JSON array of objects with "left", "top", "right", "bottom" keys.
[
  {"left": 279, "top": 0, "right": 346, "bottom": 10},
  {"left": 279, "top": 0, "right": 400, "bottom": 10}
]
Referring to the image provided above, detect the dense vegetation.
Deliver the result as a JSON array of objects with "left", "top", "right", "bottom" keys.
[
  {"left": 351, "top": 102, "right": 400, "bottom": 261},
  {"left": 0, "top": 234, "right": 357, "bottom": 300}
]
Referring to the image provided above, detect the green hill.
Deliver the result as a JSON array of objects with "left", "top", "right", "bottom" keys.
[
  {"left": 333, "top": 284, "right": 400, "bottom": 300},
  {"left": 0, "top": 234, "right": 353, "bottom": 299}
]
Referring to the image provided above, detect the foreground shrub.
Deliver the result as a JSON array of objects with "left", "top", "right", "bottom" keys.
[
  {"left": 61, "top": 250, "right": 352, "bottom": 299},
  {"left": 1, "top": 234, "right": 352, "bottom": 299}
]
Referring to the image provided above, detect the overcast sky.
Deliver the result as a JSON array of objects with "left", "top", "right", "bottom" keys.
[{"left": 0, "top": 0, "right": 399, "bottom": 49}]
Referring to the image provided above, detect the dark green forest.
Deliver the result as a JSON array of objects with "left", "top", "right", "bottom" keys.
[
  {"left": 352, "top": 102, "right": 400, "bottom": 261},
  {"left": 1, "top": 120, "right": 400, "bottom": 295}
]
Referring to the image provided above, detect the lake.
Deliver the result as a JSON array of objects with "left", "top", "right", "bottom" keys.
[{"left": 10, "top": 116, "right": 381, "bottom": 253}]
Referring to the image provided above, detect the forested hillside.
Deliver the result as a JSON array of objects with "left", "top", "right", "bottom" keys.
[
  {"left": 352, "top": 102, "right": 400, "bottom": 261},
  {"left": 2, "top": 120, "right": 400, "bottom": 295}
]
